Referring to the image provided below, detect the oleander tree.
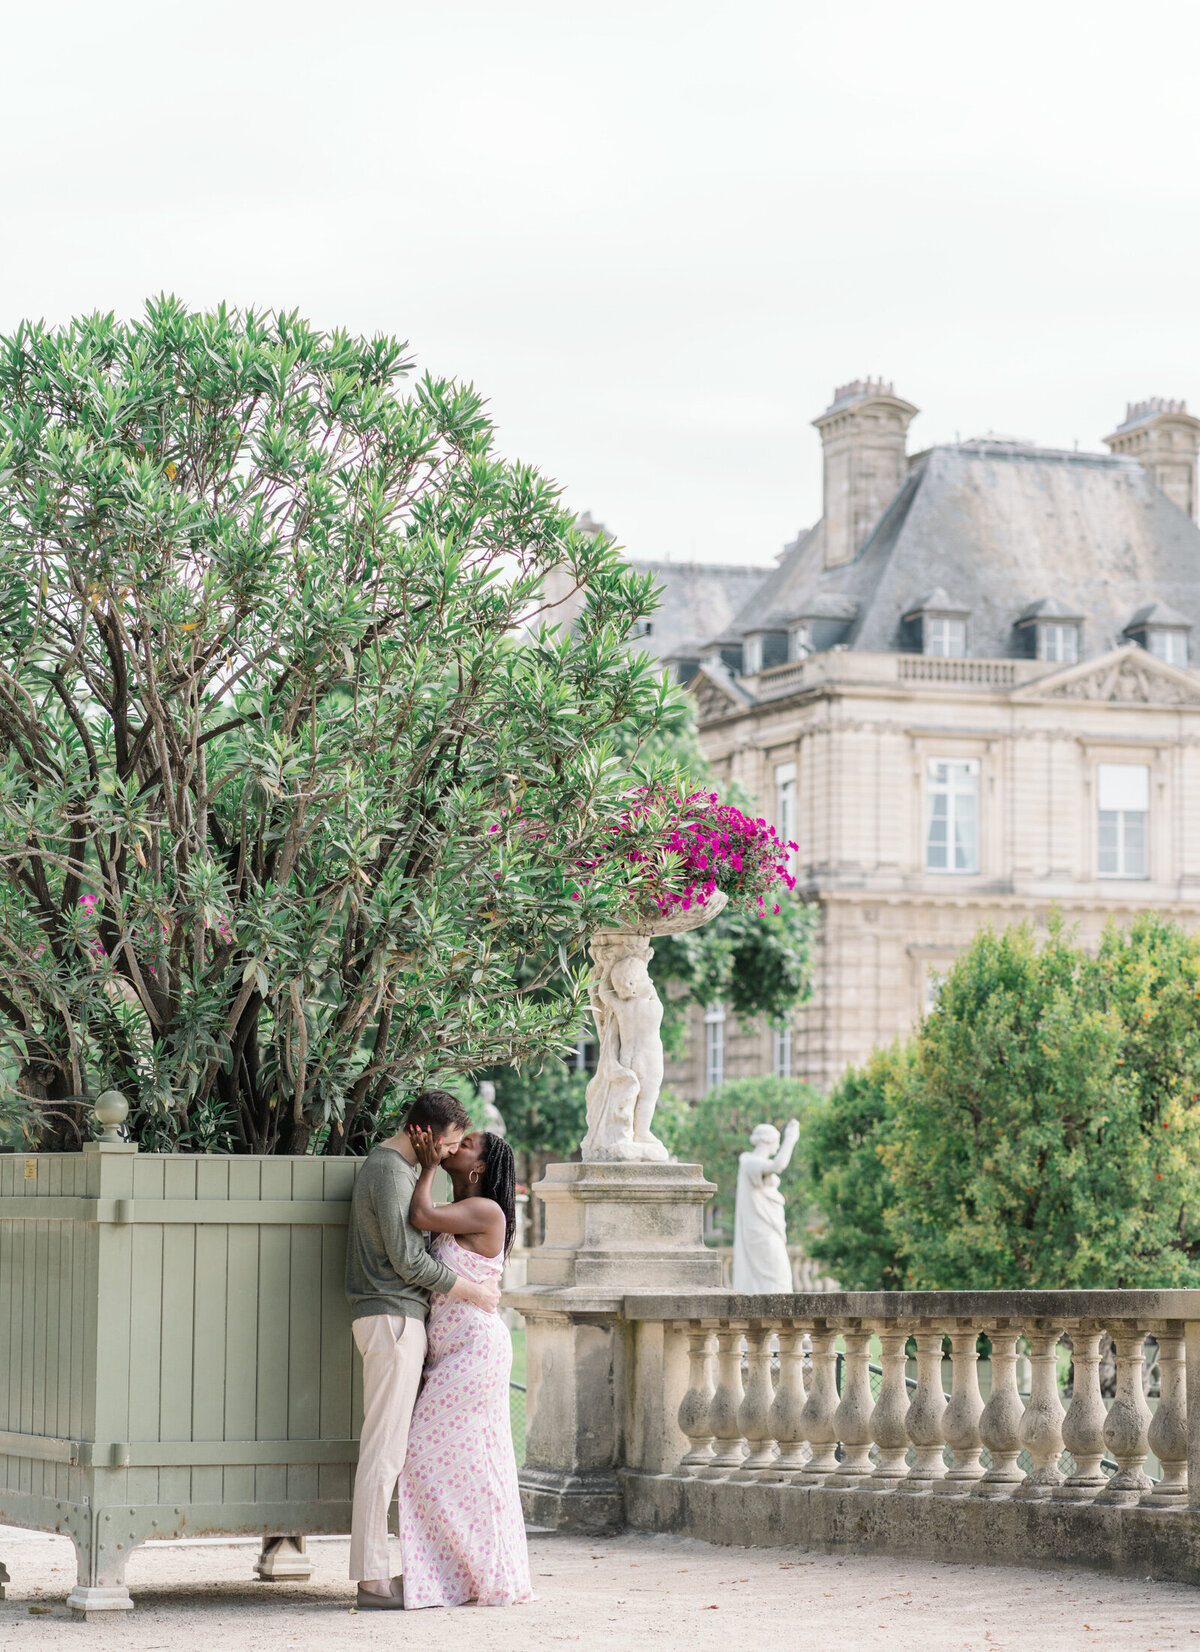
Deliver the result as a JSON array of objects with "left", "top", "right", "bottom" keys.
[{"left": 0, "top": 298, "right": 682, "bottom": 1155}]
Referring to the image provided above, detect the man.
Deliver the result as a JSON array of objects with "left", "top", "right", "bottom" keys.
[{"left": 344, "top": 1088, "right": 501, "bottom": 1609}]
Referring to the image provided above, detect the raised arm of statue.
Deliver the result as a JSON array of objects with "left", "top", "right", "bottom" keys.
[{"left": 766, "top": 1118, "right": 801, "bottom": 1177}]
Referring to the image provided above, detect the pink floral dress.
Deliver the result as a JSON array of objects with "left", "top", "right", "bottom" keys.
[{"left": 396, "top": 1232, "right": 533, "bottom": 1609}]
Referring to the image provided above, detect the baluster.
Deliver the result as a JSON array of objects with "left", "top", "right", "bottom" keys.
[
  {"left": 735, "top": 1323, "right": 778, "bottom": 1476},
  {"left": 701, "top": 1322, "right": 747, "bottom": 1475},
  {"left": 1056, "top": 1322, "right": 1107, "bottom": 1501},
  {"left": 868, "top": 1325, "right": 910, "bottom": 1488},
  {"left": 1015, "top": 1322, "right": 1066, "bottom": 1498},
  {"left": 677, "top": 1322, "right": 716, "bottom": 1473},
  {"left": 1096, "top": 1322, "right": 1153, "bottom": 1504},
  {"left": 975, "top": 1323, "right": 1025, "bottom": 1497},
  {"left": 935, "top": 1320, "right": 985, "bottom": 1493},
  {"left": 827, "top": 1323, "right": 874, "bottom": 1486},
  {"left": 1144, "top": 1323, "right": 1187, "bottom": 1507},
  {"left": 899, "top": 1323, "right": 947, "bottom": 1492},
  {"left": 798, "top": 1322, "right": 840, "bottom": 1480},
  {"left": 769, "top": 1324, "right": 809, "bottom": 1474}
]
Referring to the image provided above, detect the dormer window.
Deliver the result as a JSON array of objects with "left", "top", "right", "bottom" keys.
[
  {"left": 740, "top": 630, "right": 788, "bottom": 675},
  {"left": 903, "top": 589, "right": 970, "bottom": 658},
  {"left": 784, "top": 595, "right": 858, "bottom": 659},
  {"left": 1124, "top": 602, "right": 1192, "bottom": 668},
  {"left": 1015, "top": 598, "right": 1083, "bottom": 663},
  {"left": 701, "top": 641, "right": 744, "bottom": 676},
  {"left": 926, "top": 617, "right": 967, "bottom": 657},
  {"left": 1150, "top": 630, "right": 1188, "bottom": 665},
  {"left": 1039, "top": 623, "right": 1079, "bottom": 663}
]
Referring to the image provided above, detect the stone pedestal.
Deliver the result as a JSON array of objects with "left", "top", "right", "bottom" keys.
[
  {"left": 527, "top": 1162, "right": 721, "bottom": 1291},
  {"left": 511, "top": 1162, "right": 721, "bottom": 1533}
]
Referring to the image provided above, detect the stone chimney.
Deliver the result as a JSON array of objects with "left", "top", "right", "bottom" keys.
[
  {"left": 812, "top": 379, "right": 919, "bottom": 569},
  {"left": 1103, "top": 397, "right": 1200, "bottom": 519}
]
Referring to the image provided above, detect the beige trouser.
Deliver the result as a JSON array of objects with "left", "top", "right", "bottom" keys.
[{"left": 348, "top": 1313, "right": 428, "bottom": 1581}]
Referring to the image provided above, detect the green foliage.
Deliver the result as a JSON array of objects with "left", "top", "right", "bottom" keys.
[
  {"left": 0, "top": 299, "right": 684, "bottom": 1154},
  {"left": 650, "top": 895, "right": 815, "bottom": 1054},
  {"left": 484, "top": 698, "right": 815, "bottom": 1153},
  {"left": 805, "top": 1044, "right": 911, "bottom": 1290},
  {"left": 656, "top": 1074, "right": 821, "bottom": 1238},
  {"left": 483, "top": 1058, "right": 588, "bottom": 1160},
  {"left": 809, "top": 913, "right": 1200, "bottom": 1289}
]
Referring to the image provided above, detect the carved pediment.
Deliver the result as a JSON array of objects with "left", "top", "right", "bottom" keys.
[
  {"left": 687, "top": 663, "right": 755, "bottom": 724},
  {"left": 1013, "top": 644, "right": 1200, "bottom": 707}
]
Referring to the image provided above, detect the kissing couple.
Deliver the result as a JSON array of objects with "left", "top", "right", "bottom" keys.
[{"left": 344, "top": 1088, "right": 533, "bottom": 1610}]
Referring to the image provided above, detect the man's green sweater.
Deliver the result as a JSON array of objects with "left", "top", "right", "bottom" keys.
[{"left": 345, "top": 1144, "right": 456, "bottom": 1321}]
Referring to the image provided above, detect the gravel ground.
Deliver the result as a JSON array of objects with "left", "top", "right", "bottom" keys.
[{"left": 1, "top": 1524, "right": 1198, "bottom": 1651}]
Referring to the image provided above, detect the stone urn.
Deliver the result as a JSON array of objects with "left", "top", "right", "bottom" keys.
[{"left": 580, "top": 888, "right": 727, "bottom": 1163}]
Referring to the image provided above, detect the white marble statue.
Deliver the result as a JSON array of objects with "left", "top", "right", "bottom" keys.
[
  {"left": 477, "top": 1079, "right": 507, "bottom": 1137},
  {"left": 732, "top": 1119, "right": 801, "bottom": 1292},
  {"left": 580, "top": 934, "right": 669, "bottom": 1162}
]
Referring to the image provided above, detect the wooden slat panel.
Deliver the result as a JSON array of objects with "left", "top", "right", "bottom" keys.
[
  {"left": 286, "top": 1162, "right": 323, "bottom": 1502},
  {"left": 43, "top": 1163, "right": 62, "bottom": 1458},
  {"left": 18, "top": 1207, "right": 34, "bottom": 1494},
  {"left": 0, "top": 1161, "right": 13, "bottom": 1434},
  {"left": 254, "top": 1159, "right": 292, "bottom": 1504},
  {"left": 30, "top": 1219, "right": 48, "bottom": 1442},
  {"left": 222, "top": 1157, "right": 261, "bottom": 1506},
  {"left": 125, "top": 1157, "right": 164, "bottom": 1509},
  {"left": 318, "top": 1207, "right": 355, "bottom": 1507},
  {"left": 191, "top": 1159, "right": 230, "bottom": 1505},
  {"left": 157, "top": 1159, "right": 197, "bottom": 1507}
]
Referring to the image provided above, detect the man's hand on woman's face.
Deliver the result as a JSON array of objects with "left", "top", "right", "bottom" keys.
[{"left": 409, "top": 1124, "right": 442, "bottom": 1169}]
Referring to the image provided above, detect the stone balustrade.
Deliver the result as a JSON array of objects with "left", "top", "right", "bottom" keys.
[
  {"left": 641, "top": 1293, "right": 1188, "bottom": 1505},
  {"left": 512, "top": 1165, "right": 1200, "bottom": 1587},
  {"left": 598, "top": 1290, "right": 1200, "bottom": 1585}
]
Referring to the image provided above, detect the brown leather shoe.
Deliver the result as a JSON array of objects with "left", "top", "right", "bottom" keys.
[{"left": 356, "top": 1581, "right": 404, "bottom": 1609}]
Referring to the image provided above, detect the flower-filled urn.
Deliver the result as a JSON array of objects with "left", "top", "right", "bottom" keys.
[{"left": 576, "top": 790, "right": 795, "bottom": 1164}]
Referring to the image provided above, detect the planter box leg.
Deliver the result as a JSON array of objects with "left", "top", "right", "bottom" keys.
[
  {"left": 254, "top": 1535, "right": 313, "bottom": 1581},
  {"left": 67, "top": 1508, "right": 145, "bottom": 1619}
]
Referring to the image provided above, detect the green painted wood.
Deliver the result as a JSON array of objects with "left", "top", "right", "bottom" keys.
[
  {"left": 157, "top": 1158, "right": 198, "bottom": 1509},
  {"left": 253, "top": 1159, "right": 293, "bottom": 1506},
  {"left": 285, "top": 1160, "right": 324, "bottom": 1503},
  {"left": 222, "top": 1158, "right": 261, "bottom": 1506},
  {"left": 126, "top": 1156, "right": 165, "bottom": 1510},
  {"left": 191, "top": 1158, "right": 230, "bottom": 1506},
  {"left": 0, "top": 1196, "right": 352, "bottom": 1223},
  {"left": 318, "top": 1159, "right": 356, "bottom": 1507},
  {"left": 0, "top": 1150, "right": 366, "bottom": 1549}
]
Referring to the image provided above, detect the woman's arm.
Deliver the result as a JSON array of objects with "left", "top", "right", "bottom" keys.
[{"left": 408, "top": 1131, "right": 506, "bottom": 1251}]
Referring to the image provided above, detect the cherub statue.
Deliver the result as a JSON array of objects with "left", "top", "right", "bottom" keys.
[{"left": 580, "top": 937, "right": 670, "bottom": 1162}]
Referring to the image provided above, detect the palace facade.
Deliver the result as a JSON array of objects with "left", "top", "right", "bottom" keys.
[{"left": 656, "top": 382, "right": 1200, "bottom": 1096}]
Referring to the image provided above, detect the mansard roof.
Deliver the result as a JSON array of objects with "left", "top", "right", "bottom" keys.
[
  {"left": 726, "top": 441, "right": 1200, "bottom": 659},
  {"left": 627, "top": 558, "right": 772, "bottom": 663}
]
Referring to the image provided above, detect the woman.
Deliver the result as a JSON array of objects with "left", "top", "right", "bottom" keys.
[{"left": 395, "top": 1126, "right": 533, "bottom": 1610}]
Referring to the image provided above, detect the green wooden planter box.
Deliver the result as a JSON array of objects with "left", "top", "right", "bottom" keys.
[{"left": 0, "top": 1139, "right": 364, "bottom": 1617}]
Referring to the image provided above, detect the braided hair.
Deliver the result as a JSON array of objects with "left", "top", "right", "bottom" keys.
[{"left": 479, "top": 1131, "right": 518, "bottom": 1258}]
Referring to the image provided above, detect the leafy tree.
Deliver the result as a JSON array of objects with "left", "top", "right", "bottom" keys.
[
  {"left": 805, "top": 1043, "right": 911, "bottom": 1290},
  {"left": 0, "top": 300, "right": 681, "bottom": 1154},
  {"left": 821, "top": 916, "right": 1200, "bottom": 1289},
  {"left": 650, "top": 895, "right": 815, "bottom": 1056},
  {"left": 486, "top": 1057, "right": 587, "bottom": 1162},
  {"left": 656, "top": 1074, "right": 820, "bottom": 1238}
]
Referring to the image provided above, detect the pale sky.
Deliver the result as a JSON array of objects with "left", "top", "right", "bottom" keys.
[{"left": 3, "top": 1, "right": 1199, "bottom": 565}]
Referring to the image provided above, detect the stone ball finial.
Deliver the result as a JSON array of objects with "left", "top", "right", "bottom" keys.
[{"left": 93, "top": 1089, "right": 129, "bottom": 1142}]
